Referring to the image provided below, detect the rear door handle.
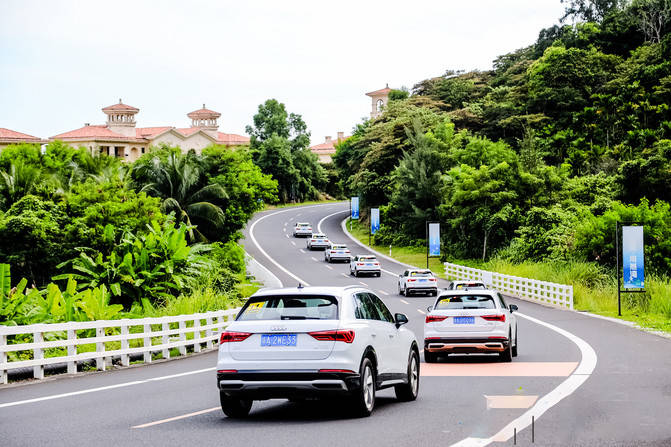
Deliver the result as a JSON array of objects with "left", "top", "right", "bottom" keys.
[{"left": 371, "top": 333, "right": 377, "bottom": 338}]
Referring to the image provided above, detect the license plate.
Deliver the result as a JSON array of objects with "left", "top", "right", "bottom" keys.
[
  {"left": 366, "top": 263, "right": 374, "bottom": 266},
  {"left": 419, "top": 279, "right": 427, "bottom": 282},
  {"left": 453, "top": 317, "right": 474, "bottom": 324},
  {"left": 261, "top": 334, "right": 297, "bottom": 346}
]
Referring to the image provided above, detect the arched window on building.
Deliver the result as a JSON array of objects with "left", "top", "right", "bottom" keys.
[{"left": 376, "top": 99, "right": 384, "bottom": 113}]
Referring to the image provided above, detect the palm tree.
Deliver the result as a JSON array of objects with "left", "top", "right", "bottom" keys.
[
  {"left": 132, "top": 151, "right": 228, "bottom": 242},
  {"left": 0, "top": 161, "right": 43, "bottom": 210}
]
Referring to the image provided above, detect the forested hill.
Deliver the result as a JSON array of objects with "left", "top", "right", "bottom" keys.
[{"left": 333, "top": 0, "right": 671, "bottom": 273}]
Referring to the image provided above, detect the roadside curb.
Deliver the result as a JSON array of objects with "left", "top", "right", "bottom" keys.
[{"left": 244, "top": 252, "right": 282, "bottom": 289}]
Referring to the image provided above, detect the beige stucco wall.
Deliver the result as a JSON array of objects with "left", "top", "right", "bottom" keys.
[{"left": 150, "top": 131, "right": 215, "bottom": 154}]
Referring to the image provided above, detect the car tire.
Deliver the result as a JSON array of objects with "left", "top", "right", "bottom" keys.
[
  {"left": 512, "top": 328, "right": 518, "bottom": 357},
  {"left": 499, "top": 330, "right": 513, "bottom": 363},
  {"left": 395, "top": 349, "right": 419, "bottom": 402},
  {"left": 350, "top": 357, "right": 376, "bottom": 417},
  {"left": 220, "top": 392, "right": 253, "bottom": 418},
  {"left": 376, "top": 272, "right": 381, "bottom": 277},
  {"left": 398, "top": 284, "right": 404, "bottom": 296},
  {"left": 424, "top": 349, "right": 438, "bottom": 363},
  {"left": 354, "top": 270, "right": 359, "bottom": 277}
]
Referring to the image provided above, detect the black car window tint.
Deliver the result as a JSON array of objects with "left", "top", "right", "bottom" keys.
[{"left": 368, "top": 293, "right": 394, "bottom": 323}]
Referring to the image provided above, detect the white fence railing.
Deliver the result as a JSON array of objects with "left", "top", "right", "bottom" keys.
[
  {"left": 0, "top": 308, "right": 240, "bottom": 384},
  {"left": 444, "top": 262, "right": 573, "bottom": 309}
]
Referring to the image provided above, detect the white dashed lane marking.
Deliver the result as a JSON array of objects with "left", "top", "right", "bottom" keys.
[
  {"left": 417, "top": 309, "right": 426, "bottom": 315},
  {"left": 341, "top": 273, "right": 350, "bottom": 278},
  {"left": 359, "top": 281, "right": 368, "bottom": 286},
  {"left": 400, "top": 299, "right": 409, "bottom": 304},
  {"left": 378, "top": 290, "right": 389, "bottom": 295},
  {"left": 325, "top": 265, "right": 333, "bottom": 270},
  {"left": 311, "top": 257, "right": 318, "bottom": 262},
  {"left": 290, "top": 241, "right": 296, "bottom": 246},
  {"left": 299, "top": 249, "right": 306, "bottom": 253}
]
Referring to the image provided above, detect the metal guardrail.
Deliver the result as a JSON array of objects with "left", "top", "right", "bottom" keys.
[
  {"left": 0, "top": 308, "right": 240, "bottom": 384},
  {"left": 444, "top": 262, "right": 573, "bottom": 310}
]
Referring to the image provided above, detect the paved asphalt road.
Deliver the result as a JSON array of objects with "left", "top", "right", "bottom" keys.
[{"left": 2, "top": 202, "right": 671, "bottom": 446}]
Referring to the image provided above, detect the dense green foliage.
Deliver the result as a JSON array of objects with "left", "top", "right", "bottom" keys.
[
  {"left": 0, "top": 140, "right": 276, "bottom": 323},
  {"left": 334, "top": 1, "right": 671, "bottom": 281}
]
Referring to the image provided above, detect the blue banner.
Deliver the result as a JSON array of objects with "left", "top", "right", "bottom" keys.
[
  {"left": 428, "top": 223, "right": 440, "bottom": 257},
  {"left": 371, "top": 208, "right": 380, "bottom": 235},
  {"left": 351, "top": 197, "right": 359, "bottom": 219},
  {"left": 622, "top": 226, "right": 644, "bottom": 289}
]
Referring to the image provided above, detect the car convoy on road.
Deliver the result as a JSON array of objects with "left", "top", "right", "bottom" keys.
[{"left": 215, "top": 220, "right": 520, "bottom": 418}]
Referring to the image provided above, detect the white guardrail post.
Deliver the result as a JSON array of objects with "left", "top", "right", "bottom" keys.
[
  {"left": 0, "top": 308, "right": 240, "bottom": 383},
  {"left": 444, "top": 262, "right": 573, "bottom": 309}
]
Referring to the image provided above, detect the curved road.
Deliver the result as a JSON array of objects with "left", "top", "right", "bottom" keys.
[{"left": 1, "top": 202, "right": 671, "bottom": 446}]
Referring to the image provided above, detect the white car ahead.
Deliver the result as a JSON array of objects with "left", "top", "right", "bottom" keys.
[
  {"left": 293, "top": 222, "right": 313, "bottom": 237},
  {"left": 307, "top": 233, "right": 330, "bottom": 250},
  {"left": 350, "top": 255, "right": 381, "bottom": 277},
  {"left": 325, "top": 244, "right": 351, "bottom": 263},
  {"left": 398, "top": 269, "right": 438, "bottom": 296},
  {"left": 216, "top": 286, "right": 419, "bottom": 418},
  {"left": 423, "top": 289, "right": 518, "bottom": 363},
  {"left": 445, "top": 280, "right": 487, "bottom": 290}
]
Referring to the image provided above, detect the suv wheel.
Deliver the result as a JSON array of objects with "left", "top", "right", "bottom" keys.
[
  {"left": 220, "top": 392, "right": 252, "bottom": 418},
  {"left": 350, "top": 357, "right": 375, "bottom": 417},
  {"left": 499, "top": 330, "right": 513, "bottom": 362},
  {"left": 395, "top": 349, "right": 419, "bottom": 401},
  {"left": 512, "top": 328, "right": 518, "bottom": 357}
]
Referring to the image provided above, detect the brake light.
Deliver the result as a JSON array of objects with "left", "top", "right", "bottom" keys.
[
  {"left": 357, "top": 263, "right": 364, "bottom": 266},
  {"left": 345, "top": 250, "right": 350, "bottom": 253},
  {"left": 488, "top": 336, "right": 507, "bottom": 340},
  {"left": 425, "top": 315, "right": 448, "bottom": 323},
  {"left": 429, "top": 278, "right": 436, "bottom": 282},
  {"left": 330, "top": 250, "right": 336, "bottom": 253},
  {"left": 373, "top": 263, "right": 379, "bottom": 266},
  {"left": 311, "top": 239, "right": 316, "bottom": 242},
  {"left": 217, "top": 369, "right": 238, "bottom": 373},
  {"left": 481, "top": 315, "right": 506, "bottom": 322},
  {"left": 408, "top": 279, "right": 416, "bottom": 282},
  {"left": 309, "top": 329, "right": 355, "bottom": 343},
  {"left": 219, "top": 331, "right": 251, "bottom": 343},
  {"left": 319, "top": 369, "right": 355, "bottom": 374}
]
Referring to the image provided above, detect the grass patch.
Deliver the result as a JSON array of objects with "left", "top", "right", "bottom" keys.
[
  {"left": 263, "top": 199, "right": 342, "bottom": 211},
  {"left": 346, "top": 219, "right": 671, "bottom": 333}
]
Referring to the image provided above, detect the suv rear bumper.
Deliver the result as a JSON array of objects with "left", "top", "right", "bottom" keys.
[
  {"left": 424, "top": 337, "right": 509, "bottom": 353},
  {"left": 406, "top": 286, "right": 438, "bottom": 293},
  {"left": 217, "top": 370, "right": 360, "bottom": 399}
]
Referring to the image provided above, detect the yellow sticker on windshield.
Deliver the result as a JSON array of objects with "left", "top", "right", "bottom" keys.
[{"left": 247, "top": 302, "right": 265, "bottom": 313}]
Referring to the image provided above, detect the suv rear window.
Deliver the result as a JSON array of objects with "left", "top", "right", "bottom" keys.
[
  {"left": 410, "top": 271, "right": 433, "bottom": 277},
  {"left": 237, "top": 295, "right": 338, "bottom": 320},
  {"left": 435, "top": 295, "right": 496, "bottom": 310},
  {"left": 454, "top": 282, "right": 486, "bottom": 290},
  {"left": 359, "top": 256, "right": 377, "bottom": 261}
]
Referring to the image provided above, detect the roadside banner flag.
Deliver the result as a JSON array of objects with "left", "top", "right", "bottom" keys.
[
  {"left": 371, "top": 208, "right": 380, "bottom": 235},
  {"left": 351, "top": 197, "right": 359, "bottom": 219},
  {"left": 428, "top": 223, "right": 440, "bottom": 257},
  {"left": 622, "top": 225, "right": 644, "bottom": 289}
]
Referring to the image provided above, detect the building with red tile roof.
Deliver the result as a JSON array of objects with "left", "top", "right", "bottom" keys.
[
  {"left": 309, "top": 131, "right": 349, "bottom": 163},
  {"left": 0, "top": 128, "right": 47, "bottom": 149},
  {"left": 49, "top": 100, "right": 249, "bottom": 162}
]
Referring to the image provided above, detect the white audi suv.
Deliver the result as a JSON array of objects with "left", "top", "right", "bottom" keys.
[
  {"left": 423, "top": 289, "right": 518, "bottom": 363},
  {"left": 216, "top": 286, "right": 419, "bottom": 418}
]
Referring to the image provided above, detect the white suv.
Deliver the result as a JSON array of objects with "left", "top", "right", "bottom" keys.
[
  {"left": 216, "top": 286, "right": 419, "bottom": 418},
  {"left": 423, "top": 290, "right": 518, "bottom": 363},
  {"left": 325, "top": 244, "right": 351, "bottom": 263},
  {"left": 293, "top": 222, "right": 313, "bottom": 237},
  {"left": 350, "top": 255, "right": 381, "bottom": 277},
  {"left": 307, "top": 233, "right": 330, "bottom": 250},
  {"left": 398, "top": 269, "right": 438, "bottom": 296}
]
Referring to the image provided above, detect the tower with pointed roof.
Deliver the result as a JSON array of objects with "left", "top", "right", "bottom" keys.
[
  {"left": 102, "top": 99, "right": 139, "bottom": 137},
  {"left": 187, "top": 104, "right": 221, "bottom": 136},
  {"left": 365, "top": 84, "right": 392, "bottom": 119}
]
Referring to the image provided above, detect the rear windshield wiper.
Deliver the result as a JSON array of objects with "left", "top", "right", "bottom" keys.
[{"left": 280, "top": 316, "right": 321, "bottom": 320}]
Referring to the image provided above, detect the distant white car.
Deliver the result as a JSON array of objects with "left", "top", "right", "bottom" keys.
[
  {"left": 423, "top": 289, "right": 518, "bottom": 363},
  {"left": 350, "top": 255, "right": 381, "bottom": 277},
  {"left": 216, "top": 286, "right": 419, "bottom": 418},
  {"left": 325, "top": 244, "right": 351, "bottom": 263},
  {"left": 445, "top": 280, "right": 487, "bottom": 291},
  {"left": 293, "top": 222, "right": 313, "bottom": 238},
  {"left": 398, "top": 269, "right": 438, "bottom": 296},
  {"left": 307, "top": 233, "right": 330, "bottom": 250}
]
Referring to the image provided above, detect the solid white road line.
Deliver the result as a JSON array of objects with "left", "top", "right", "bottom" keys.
[
  {"left": 132, "top": 407, "right": 219, "bottom": 429},
  {"left": 317, "top": 209, "right": 350, "bottom": 234},
  {"left": 0, "top": 367, "right": 216, "bottom": 409},
  {"left": 417, "top": 309, "right": 426, "bottom": 315},
  {"left": 450, "top": 312, "right": 597, "bottom": 446},
  {"left": 249, "top": 207, "right": 315, "bottom": 286},
  {"left": 401, "top": 299, "right": 410, "bottom": 304}
]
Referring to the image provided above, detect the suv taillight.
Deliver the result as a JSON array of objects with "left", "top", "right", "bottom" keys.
[
  {"left": 481, "top": 315, "right": 506, "bottom": 322},
  {"left": 425, "top": 315, "right": 448, "bottom": 323},
  {"left": 219, "top": 331, "right": 251, "bottom": 343},
  {"left": 309, "top": 329, "right": 355, "bottom": 343}
]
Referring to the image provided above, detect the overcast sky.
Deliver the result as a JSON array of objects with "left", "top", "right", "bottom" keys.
[{"left": 0, "top": 1, "right": 565, "bottom": 145}]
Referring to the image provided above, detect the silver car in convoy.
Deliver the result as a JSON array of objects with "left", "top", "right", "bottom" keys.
[
  {"left": 398, "top": 269, "right": 438, "bottom": 296},
  {"left": 423, "top": 289, "right": 518, "bottom": 363},
  {"left": 324, "top": 243, "right": 351, "bottom": 263},
  {"left": 216, "top": 286, "right": 419, "bottom": 418},
  {"left": 293, "top": 222, "right": 313, "bottom": 237},
  {"left": 350, "top": 255, "right": 381, "bottom": 277},
  {"left": 307, "top": 233, "right": 330, "bottom": 250}
]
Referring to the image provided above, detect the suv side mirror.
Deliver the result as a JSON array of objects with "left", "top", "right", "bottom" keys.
[
  {"left": 509, "top": 304, "right": 518, "bottom": 313},
  {"left": 426, "top": 306, "right": 433, "bottom": 312},
  {"left": 394, "top": 313, "right": 408, "bottom": 328}
]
